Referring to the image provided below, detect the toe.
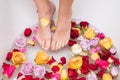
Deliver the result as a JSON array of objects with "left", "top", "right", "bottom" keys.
[
  {"left": 41, "top": 41, "right": 45, "bottom": 49},
  {"left": 55, "top": 42, "right": 59, "bottom": 50},
  {"left": 61, "top": 42, "right": 65, "bottom": 48},
  {"left": 51, "top": 40, "right": 56, "bottom": 51},
  {"left": 58, "top": 42, "right": 62, "bottom": 50},
  {"left": 45, "top": 39, "right": 51, "bottom": 50}
]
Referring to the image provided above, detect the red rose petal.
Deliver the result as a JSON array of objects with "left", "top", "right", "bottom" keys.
[
  {"left": 97, "top": 70, "right": 105, "bottom": 78},
  {"left": 2, "top": 63, "right": 10, "bottom": 70},
  {"left": 6, "top": 52, "right": 12, "bottom": 61},
  {"left": 89, "top": 64, "right": 98, "bottom": 71},
  {"left": 52, "top": 66, "right": 60, "bottom": 73},
  {"left": 60, "top": 56, "right": 66, "bottom": 64},
  {"left": 68, "top": 68, "right": 78, "bottom": 78},
  {"left": 110, "top": 56, "right": 120, "bottom": 66},
  {"left": 68, "top": 40, "right": 77, "bottom": 47},
  {"left": 17, "top": 72, "right": 23, "bottom": 79},
  {"left": 44, "top": 71, "right": 52, "bottom": 79},
  {"left": 71, "top": 22, "right": 76, "bottom": 27},
  {"left": 47, "top": 56, "right": 56, "bottom": 65},
  {"left": 12, "top": 48, "right": 20, "bottom": 52},
  {"left": 24, "top": 28, "right": 32, "bottom": 37}
]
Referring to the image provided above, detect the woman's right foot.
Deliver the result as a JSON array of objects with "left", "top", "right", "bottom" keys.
[{"left": 36, "top": 1, "right": 56, "bottom": 50}]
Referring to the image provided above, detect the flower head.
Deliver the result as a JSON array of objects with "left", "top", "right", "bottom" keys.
[
  {"left": 99, "top": 37, "right": 113, "bottom": 49},
  {"left": 20, "top": 62, "right": 33, "bottom": 75},
  {"left": 2, "top": 63, "right": 16, "bottom": 78},
  {"left": 15, "top": 37, "right": 26, "bottom": 48},
  {"left": 33, "top": 65, "right": 45, "bottom": 78},
  {"left": 68, "top": 56, "right": 83, "bottom": 69},
  {"left": 11, "top": 52, "right": 26, "bottom": 67},
  {"left": 35, "top": 51, "right": 50, "bottom": 65}
]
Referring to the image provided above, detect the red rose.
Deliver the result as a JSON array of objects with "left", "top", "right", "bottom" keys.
[
  {"left": 68, "top": 68, "right": 78, "bottom": 78},
  {"left": 52, "top": 66, "right": 60, "bottom": 73},
  {"left": 68, "top": 40, "right": 77, "bottom": 47},
  {"left": 6, "top": 52, "right": 12, "bottom": 61},
  {"left": 24, "top": 28, "right": 32, "bottom": 37},
  {"left": 70, "top": 29, "right": 79, "bottom": 39},
  {"left": 71, "top": 22, "right": 76, "bottom": 27},
  {"left": 89, "top": 64, "right": 98, "bottom": 71},
  {"left": 60, "top": 56, "right": 66, "bottom": 64},
  {"left": 80, "top": 21, "right": 89, "bottom": 28},
  {"left": 47, "top": 56, "right": 56, "bottom": 65}
]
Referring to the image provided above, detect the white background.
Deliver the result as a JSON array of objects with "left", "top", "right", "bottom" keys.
[{"left": 0, "top": 0, "right": 120, "bottom": 79}]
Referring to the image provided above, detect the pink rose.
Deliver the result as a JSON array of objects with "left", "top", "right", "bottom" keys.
[
  {"left": 20, "top": 62, "right": 33, "bottom": 75},
  {"left": 2, "top": 63, "right": 16, "bottom": 78},
  {"left": 15, "top": 37, "right": 26, "bottom": 48},
  {"left": 33, "top": 65, "right": 45, "bottom": 78}
]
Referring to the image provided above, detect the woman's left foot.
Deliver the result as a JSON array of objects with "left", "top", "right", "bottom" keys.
[{"left": 51, "top": 10, "right": 72, "bottom": 51}]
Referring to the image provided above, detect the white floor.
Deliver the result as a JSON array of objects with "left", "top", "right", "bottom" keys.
[{"left": 0, "top": 0, "right": 120, "bottom": 79}]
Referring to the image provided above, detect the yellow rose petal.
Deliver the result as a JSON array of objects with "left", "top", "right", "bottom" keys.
[
  {"left": 61, "top": 69, "right": 68, "bottom": 80},
  {"left": 102, "top": 73, "right": 112, "bottom": 80},
  {"left": 91, "top": 53, "right": 100, "bottom": 61},
  {"left": 27, "top": 40, "right": 35, "bottom": 46}
]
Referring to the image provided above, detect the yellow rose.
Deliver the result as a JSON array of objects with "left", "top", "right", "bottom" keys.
[
  {"left": 83, "top": 27, "right": 96, "bottom": 39},
  {"left": 68, "top": 56, "right": 83, "bottom": 69},
  {"left": 34, "top": 51, "right": 50, "bottom": 65},
  {"left": 102, "top": 73, "right": 112, "bottom": 80},
  {"left": 99, "top": 37, "right": 113, "bottom": 49},
  {"left": 11, "top": 52, "right": 26, "bottom": 67},
  {"left": 61, "top": 69, "right": 68, "bottom": 80}
]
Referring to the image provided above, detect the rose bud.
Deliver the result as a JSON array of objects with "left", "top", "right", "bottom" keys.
[{"left": 80, "top": 21, "right": 89, "bottom": 28}]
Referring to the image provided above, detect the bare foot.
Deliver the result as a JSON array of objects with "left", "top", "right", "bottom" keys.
[
  {"left": 51, "top": 10, "right": 72, "bottom": 51},
  {"left": 36, "top": 1, "right": 55, "bottom": 50}
]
